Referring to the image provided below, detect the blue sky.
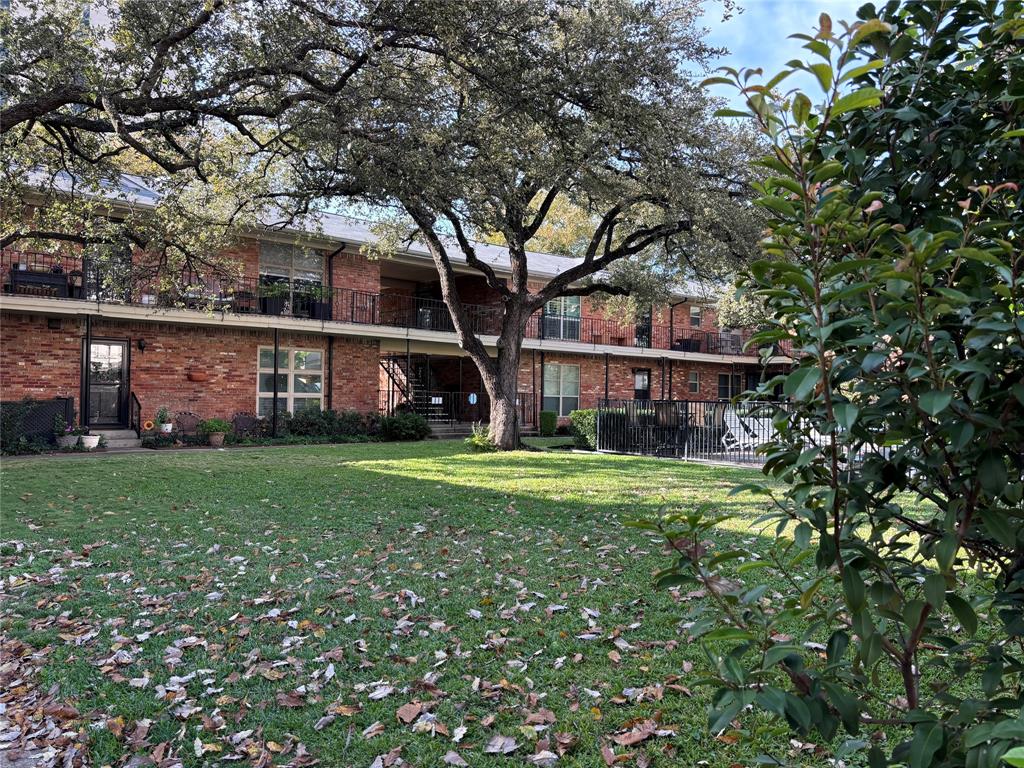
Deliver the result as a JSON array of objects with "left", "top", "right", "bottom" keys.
[{"left": 700, "top": 0, "right": 867, "bottom": 105}]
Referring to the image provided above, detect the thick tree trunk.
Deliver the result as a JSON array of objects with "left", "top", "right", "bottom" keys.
[
  {"left": 483, "top": 326, "right": 525, "bottom": 450},
  {"left": 487, "top": 387, "right": 520, "bottom": 450}
]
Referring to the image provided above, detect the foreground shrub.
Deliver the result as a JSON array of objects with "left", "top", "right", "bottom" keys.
[
  {"left": 380, "top": 412, "right": 431, "bottom": 441},
  {"left": 568, "top": 409, "right": 596, "bottom": 450},
  {"left": 635, "top": 7, "right": 1023, "bottom": 767},
  {"left": 538, "top": 410, "right": 557, "bottom": 437},
  {"left": 289, "top": 408, "right": 369, "bottom": 438},
  {"left": 464, "top": 423, "right": 498, "bottom": 452}
]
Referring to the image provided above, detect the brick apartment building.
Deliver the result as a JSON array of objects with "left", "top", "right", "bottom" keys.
[{"left": 0, "top": 202, "right": 790, "bottom": 438}]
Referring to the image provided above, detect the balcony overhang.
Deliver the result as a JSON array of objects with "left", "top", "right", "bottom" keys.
[{"left": 1, "top": 294, "right": 790, "bottom": 366}]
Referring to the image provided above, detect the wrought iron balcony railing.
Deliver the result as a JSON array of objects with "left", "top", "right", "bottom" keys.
[{"left": 1, "top": 251, "right": 789, "bottom": 358}]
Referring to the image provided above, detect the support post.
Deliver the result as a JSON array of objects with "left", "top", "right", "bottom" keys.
[
  {"left": 532, "top": 350, "right": 537, "bottom": 425},
  {"left": 272, "top": 328, "right": 280, "bottom": 437},
  {"left": 660, "top": 358, "right": 666, "bottom": 399},
  {"left": 539, "top": 351, "right": 545, "bottom": 416},
  {"left": 668, "top": 359, "right": 673, "bottom": 400},
  {"left": 326, "top": 336, "right": 334, "bottom": 411},
  {"left": 81, "top": 314, "right": 92, "bottom": 426},
  {"left": 604, "top": 353, "right": 610, "bottom": 402}
]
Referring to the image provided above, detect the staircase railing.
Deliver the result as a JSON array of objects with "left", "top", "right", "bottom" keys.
[{"left": 129, "top": 392, "right": 142, "bottom": 437}]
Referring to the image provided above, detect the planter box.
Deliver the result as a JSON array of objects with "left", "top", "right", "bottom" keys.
[
  {"left": 309, "top": 301, "right": 332, "bottom": 321},
  {"left": 260, "top": 295, "right": 286, "bottom": 315},
  {"left": 56, "top": 435, "right": 79, "bottom": 449}
]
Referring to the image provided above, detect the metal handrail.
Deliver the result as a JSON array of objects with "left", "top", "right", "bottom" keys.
[{"left": 129, "top": 392, "right": 142, "bottom": 438}]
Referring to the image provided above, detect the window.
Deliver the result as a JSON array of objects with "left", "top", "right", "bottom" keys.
[
  {"left": 689, "top": 305, "right": 702, "bottom": 327},
  {"left": 542, "top": 363, "right": 580, "bottom": 417},
  {"left": 688, "top": 370, "right": 700, "bottom": 393},
  {"left": 542, "top": 296, "right": 581, "bottom": 340},
  {"left": 718, "top": 372, "right": 742, "bottom": 400},
  {"left": 257, "top": 347, "right": 324, "bottom": 416},
  {"left": 259, "top": 242, "right": 324, "bottom": 307},
  {"left": 633, "top": 368, "right": 651, "bottom": 400}
]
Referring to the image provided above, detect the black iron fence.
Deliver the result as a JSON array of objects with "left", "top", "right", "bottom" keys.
[
  {"left": 595, "top": 399, "right": 879, "bottom": 465},
  {"left": 1, "top": 397, "right": 75, "bottom": 448},
  {"left": 596, "top": 399, "right": 794, "bottom": 464}
]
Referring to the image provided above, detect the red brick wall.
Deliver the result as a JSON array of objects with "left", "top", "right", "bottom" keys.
[
  {"left": 454, "top": 275, "right": 504, "bottom": 307},
  {"left": 1, "top": 314, "right": 83, "bottom": 411},
  {"left": 0, "top": 312, "right": 380, "bottom": 422},
  {"left": 331, "top": 249, "right": 380, "bottom": 295},
  {"left": 517, "top": 350, "right": 757, "bottom": 420}
]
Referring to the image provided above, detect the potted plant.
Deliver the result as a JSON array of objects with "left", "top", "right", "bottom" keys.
[
  {"left": 199, "top": 417, "right": 233, "bottom": 447},
  {"left": 80, "top": 429, "right": 100, "bottom": 450},
  {"left": 156, "top": 406, "right": 173, "bottom": 433},
  {"left": 54, "top": 414, "right": 78, "bottom": 448},
  {"left": 259, "top": 281, "right": 288, "bottom": 315},
  {"left": 308, "top": 284, "right": 333, "bottom": 320}
]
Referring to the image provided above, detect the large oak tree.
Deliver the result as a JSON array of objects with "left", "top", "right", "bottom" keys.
[{"left": 2, "top": 0, "right": 763, "bottom": 448}]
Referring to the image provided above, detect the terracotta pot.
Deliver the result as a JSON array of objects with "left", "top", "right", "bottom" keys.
[
  {"left": 56, "top": 435, "right": 78, "bottom": 449},
  {"left": 187, "top": 371, "right": 209, "bottom": 382},
  {"left": 207, "top": 432, "right": 226, "bottom": 448},
  {"left": 80, "top": 435, "right": 100, "bottom": 450}
]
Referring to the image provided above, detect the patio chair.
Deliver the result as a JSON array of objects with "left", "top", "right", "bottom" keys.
[
  {"left": 721, "top": 406, "right": 754, "bottom": 451},
  {"left": 174, "top": 411, "right": 202, "bottom": 436},
  {"left": 232, "top": 412, "right": 260, "bottom": 438},
  {"left": 738, "top": 407, "right": 777, "bottom": 447}
]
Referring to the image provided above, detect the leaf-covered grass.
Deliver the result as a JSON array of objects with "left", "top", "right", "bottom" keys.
[{"left": 2, "top": 441, "right": 849, "bottom": 767}]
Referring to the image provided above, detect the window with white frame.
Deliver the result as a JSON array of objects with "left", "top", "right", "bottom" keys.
[
  {"left": 542, "top": 363, "right": 580, "bottom": 417},
  {"left": 259, "top": 242, "right": 324, "bottom": 304},
  {"left": 541, "top": 296, "right": 581, "bottom": 340},
  {"left": 689, "top": 305, "right": 702, "bottom": 327},
  {"left": 688, "top": 370, "right": 700, "bottom": 393},
  {"left": 257, "top": 347, "right": 324, "bottom": 417}
]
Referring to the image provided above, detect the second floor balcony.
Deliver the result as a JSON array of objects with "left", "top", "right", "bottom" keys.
[{"left": 1, "top": 250, "right": 791, "bottom": 359}]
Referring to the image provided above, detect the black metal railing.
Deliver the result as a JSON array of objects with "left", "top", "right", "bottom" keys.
[
  {"left": 129, "top": 393, "right": 142, "bottom": 438},
  {"left": 525, "top": 314, "right": 791, "bottom": 358},
  {"left": 1, "top": 251, "right": 789, "bottom": 359},
  {"left": 379, "top": 389, "right": 535, "bottom": 427}
]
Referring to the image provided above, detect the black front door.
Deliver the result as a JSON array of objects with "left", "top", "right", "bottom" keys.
[{"left": 87, "top": 340, "right": 129, "bottom": 426}]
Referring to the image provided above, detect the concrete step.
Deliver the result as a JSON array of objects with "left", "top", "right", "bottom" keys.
[
  {"left": 90, "top": 429, "right": 139, "bottom": 440},
  {"left": 90, "top": 429, "right": 143, "bottom": 449}
]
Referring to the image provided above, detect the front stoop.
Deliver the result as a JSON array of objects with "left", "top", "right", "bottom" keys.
[{"left": 89, "top": 428, "right": 143, "bottom": 450}]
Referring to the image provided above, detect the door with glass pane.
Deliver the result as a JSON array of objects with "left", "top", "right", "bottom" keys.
[{"left": 87, "top": 340, "right": 129, "bottom": 426}]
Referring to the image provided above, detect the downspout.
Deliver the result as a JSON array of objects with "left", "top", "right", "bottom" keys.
[{"left": 272, "top": 327, "right": 280, "bottom": 437}]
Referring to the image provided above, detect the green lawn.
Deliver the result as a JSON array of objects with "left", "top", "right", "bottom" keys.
[{"left": 2, "top": 441, "right": 827, "bottom": 767}]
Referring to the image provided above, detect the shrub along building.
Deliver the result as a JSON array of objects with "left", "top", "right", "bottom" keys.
[{"left": 1, "top": 206, "right": 790, "bottom": 444}]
